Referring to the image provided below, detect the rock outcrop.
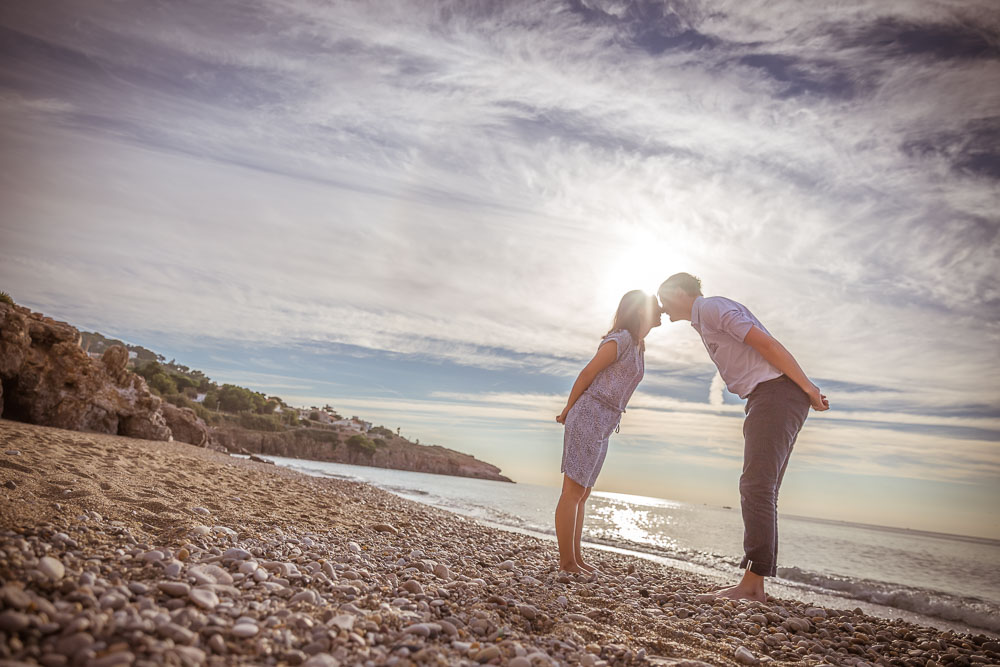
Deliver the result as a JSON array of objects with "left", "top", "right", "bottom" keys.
[
  {"left": 161, "top": 402, "right": 212, "bottom": 447},
  {"left": 0, "top": 302, "right": 191, "bottom": 443},
  {"left": 212, "top": 427, "right": 513, "bottom": 482}
]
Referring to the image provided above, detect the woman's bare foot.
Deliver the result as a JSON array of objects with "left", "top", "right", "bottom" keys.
[
  {"left": 578, "top": 561, "right": 598, "bottom": 573},
  {"left": 559, "top": 562, "right": 585, "bottom": 573}
]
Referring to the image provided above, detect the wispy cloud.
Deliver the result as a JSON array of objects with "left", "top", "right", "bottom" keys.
[{"left": 1, "top": 0, "right": 997, "bottom": 524}]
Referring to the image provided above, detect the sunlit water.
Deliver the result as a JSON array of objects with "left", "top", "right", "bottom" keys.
[{"left": 252, "top": 455, "right": 1000, "bottom": 636}]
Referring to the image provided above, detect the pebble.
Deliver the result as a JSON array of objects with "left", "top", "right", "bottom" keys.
[
  {"left": 38, "top": 556, "right": 65, "bottom": 580},
  {"left": 303, "top": 655, "right": 340, "bottom": 667},
  {"left": 5, "top": 449, "right": 21, "bottom": 455},
  {"left": 434, "top": 563, "right": 451, "bottom": 580},
  {"left": 735, "top": 646, "right": 758, "bottom": 664},
  {"left": 475, "top": 645, "right": 501, "bottom": 662},
  {"left": 158, "top": 581, "right": 191, "bottom": 597},
  {"left": 189, "top": 587, "right": 219, "bottom": 610},
  {"left": 370, "top": 523, "right": 398, "bottom": 534},
  {"left": 401, "top": 579, "right": 423, "bottom": 595},
  {"left": 191, "top": 506, "right": 211, "bottom": 516},
  {"left": 223, "top": 547, "right": 252, "bottom": 560},
  {"left": 0, "top": 610, "right": 30, "bottom": 632},
  {"left": 232, "top": 623, "right": 260, "bottom": 637}
]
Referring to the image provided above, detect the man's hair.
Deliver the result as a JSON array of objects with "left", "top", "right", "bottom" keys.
[{"left": 658, "top": 272, "right": 703, "bottom": 296}]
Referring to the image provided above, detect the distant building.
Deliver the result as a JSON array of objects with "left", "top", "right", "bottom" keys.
[{"left": 194, "top": 393, "right": 207, "bottom": 404}]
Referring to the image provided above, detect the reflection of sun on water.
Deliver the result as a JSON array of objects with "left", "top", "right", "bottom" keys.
[{"left": 592, "top": 499, "right": 679, "bottom": 551}]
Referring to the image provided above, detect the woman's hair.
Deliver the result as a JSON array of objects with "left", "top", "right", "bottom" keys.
[{"left": 606, "top": 290, "right": 657, "bottom": 344}]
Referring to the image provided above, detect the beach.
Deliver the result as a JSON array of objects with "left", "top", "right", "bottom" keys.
[{"left": 1, "top": 419, "right": 997, "bottom": 667}]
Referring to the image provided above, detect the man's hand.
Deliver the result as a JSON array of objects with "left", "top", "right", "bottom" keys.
[{"left": 806, "top": 385, "right": 830, "bottom": 411}]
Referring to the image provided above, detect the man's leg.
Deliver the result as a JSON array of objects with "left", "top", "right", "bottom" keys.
[{"left": 717, "top": 381, "right": 807, "bottom": 600}]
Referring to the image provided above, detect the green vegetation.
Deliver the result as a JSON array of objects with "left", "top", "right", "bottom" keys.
[
  {"left": 0, "top": 291, "right": 13, "bottom": 306},
  {"left": 346, "top": 434, "right": 377, "bottom": 457},
  {"left": 236, "top": 412, "right": 285, "bottom": 432},
  {"left": 296, "top": 429, "right": 340, "bottom": 445},
  {"left": 81, "top": 331, "right": 426, "bottom": 447}
]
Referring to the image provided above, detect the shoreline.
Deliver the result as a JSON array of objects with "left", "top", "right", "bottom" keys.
[
  {"left": 2, "top": 419, "right": 998, "bottom": 666},
  {"left": 248, "top": 454, "right": 1000, "bottom": 638}
]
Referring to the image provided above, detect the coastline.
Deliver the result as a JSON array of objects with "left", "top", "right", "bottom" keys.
[{"left": 1, "top": 418, "right": 997, "bottom": 666}]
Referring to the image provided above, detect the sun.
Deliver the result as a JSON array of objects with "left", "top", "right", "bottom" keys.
[{"left": 597, "top": 239, "right": 686, "bottom": 311}]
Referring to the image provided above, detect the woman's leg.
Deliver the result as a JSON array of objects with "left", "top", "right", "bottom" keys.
[
  {"left": 573, "top": 486, "right": 596, "bottom": 572},
  {"left": 555, "top": 474, "right": 588, "bottom": 572}
]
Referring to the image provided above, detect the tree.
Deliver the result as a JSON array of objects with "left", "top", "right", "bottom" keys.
[{"left": 346, "top": 434, "right": 376, "bottom": 458}]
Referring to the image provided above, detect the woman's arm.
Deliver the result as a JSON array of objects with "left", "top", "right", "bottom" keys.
[
  {"left": 744, "top": 326, "right": 829, "bottom": 411},
  {"left": 556, "top": 341, "right": 618, "bottom": 423}
]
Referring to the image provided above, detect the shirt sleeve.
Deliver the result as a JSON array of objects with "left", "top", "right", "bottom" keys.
[
  {"left": 599, "top": 330, "right": 631, "bottom": 360},
  {"left": 718, "top": 308, "right": 755, "bottom": 342},
  {"left": 700, "top": 299, "right": 754, "bottom": 342}
]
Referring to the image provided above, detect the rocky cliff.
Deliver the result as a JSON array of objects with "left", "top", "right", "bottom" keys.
[
  {"left": 0, "top": 302, "right": 512, "bottom": 482},
  {"left": 211, "top": 426, "right": 513, "bottom": 483},
  {"left": 0, "top": 302, "right": 210, "bottom": 446}
]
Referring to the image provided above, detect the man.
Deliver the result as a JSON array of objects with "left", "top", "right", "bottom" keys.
[{"left": 657, "top": 272, "right": 829, "bottom": 602}]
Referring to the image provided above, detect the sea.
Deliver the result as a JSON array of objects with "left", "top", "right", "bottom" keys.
[{"left": 252, "top": 455, "right": 1000, "bottom": 637}]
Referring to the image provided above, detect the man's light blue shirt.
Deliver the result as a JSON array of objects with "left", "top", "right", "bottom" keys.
[{"left": 691, "top": 296, "right": 781, "bottom": 399}]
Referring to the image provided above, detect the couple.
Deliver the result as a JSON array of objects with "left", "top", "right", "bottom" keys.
[{"left": 554, "top": 272, "right": 830, "bottom": 602}]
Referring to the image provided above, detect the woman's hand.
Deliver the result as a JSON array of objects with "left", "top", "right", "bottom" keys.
[{"left": 556, "top": 407, "right": 570, "bottom": 424}]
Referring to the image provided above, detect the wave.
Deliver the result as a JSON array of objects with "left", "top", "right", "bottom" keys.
[
  {"left": 777, "top": 566, "right": 1000, "bottom": 634},
  {"left": 452, "top": 506, "right": 1000, "bottom": 634}
]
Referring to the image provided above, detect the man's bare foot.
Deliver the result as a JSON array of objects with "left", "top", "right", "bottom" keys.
[
  {"left": 559, "top": 563, "right": 585, "bottom": 573},
  {"left": 578, "top": 561, "right": 598, "bottom": 573},
  {"left": 714, "top": 584, "right": 766, "bottom": 602}
]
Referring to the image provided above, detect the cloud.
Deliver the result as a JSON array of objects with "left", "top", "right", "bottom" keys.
[{"left": 0, "top": 0, "right": 997, "bottom": 498}]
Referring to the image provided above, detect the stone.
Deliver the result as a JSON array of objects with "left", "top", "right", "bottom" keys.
[
  {"left": 328, "top": 614, "right": 355, "bottom": 631},
  {"left": 232, "top": 623, "right": 259, "bottom": 637},
  {"left": 434, "top": 563, "right": 451, "bottom": 580},
  {"left": 88, "top": 651, "right": 135, "bottom": 667},
  {"left": 55, "top": 632, "right": 94, "bottom": 656},
  {"left": 189, "top": 587, "right": 220, "bottom": 610},
  {"left": 475, "top": 645, "right": 501, "bottom": 662},
  {"left": 0, "top": 610, "right": 30, "bottom": 632},
  {"left": 161, "top": 401, "right": 211, "bottom": 446},
  {"left": 191, "top": 506, "right": 211, "bottom": 516},
  {"left": 39, "top": 556, "right": 65, "bottom": 580},
  {"left": 735, "top": 646, "right": 758, "bottom": 664},
  {"left": 0, "top": 304, "right": 173, "bottom": 440},
  {"left": 1, "top": 585, "right": 32, "bottom": 609},
  {"left": 303, "top": 655, "right": 340, "bottom": 667},
  {"left": 158, "top": 581, "right": 191, "bottom": 597},
  {"left": 223, "top": 547, "right": 252, "bottom": 560},
  {"left": 370, "top": 523, "right": 398, "bottom": 534},
  {"left": 401, "top": 579, "right": 423, "bottom": 595}
]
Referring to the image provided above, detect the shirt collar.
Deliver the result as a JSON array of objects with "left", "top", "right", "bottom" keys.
[{"left": 690, "top": 296, "right": 704, "bottom": 328}]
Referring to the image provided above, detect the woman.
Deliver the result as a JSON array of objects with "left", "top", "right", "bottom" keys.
[{"left": 554, "top": 290, "right": 661, "bottom": 573}]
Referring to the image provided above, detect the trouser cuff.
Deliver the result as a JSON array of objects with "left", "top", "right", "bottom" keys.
[{"left": 740, "top": 557, "right": 776, "bottom": 578}]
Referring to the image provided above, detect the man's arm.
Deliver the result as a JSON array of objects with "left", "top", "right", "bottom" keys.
[{"left": 744, "top": 326, "right": 830, "bottom": 411}]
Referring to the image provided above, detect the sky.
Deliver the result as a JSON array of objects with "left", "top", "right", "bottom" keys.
[{"left": 1, "top": 0, "right": 998, "bottom": 538}]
